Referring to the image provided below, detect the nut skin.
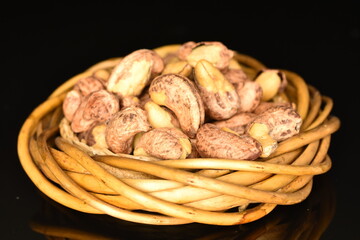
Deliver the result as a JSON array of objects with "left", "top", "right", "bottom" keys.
[
  {"left": 149, "top": 73, "right": 205, "bottom": 138},
  {"left": 247, "top": 105, "right": 302, "bottom": 142},
  {"left": 107, "top": 49, "right": 164, "bottom": 97},
  {"left": 222, "top": 68, "right": 249, "bottom": 86},
  {"left": 63, "top": 89, "right": 82, "bottom": 122},
  {"left": 134, "top": 127, "right": 191, "bottom": 160},
  {"left": 213, "top": 112, "right": 257, "bottom": 135},
  {"left": 253, "top": 101, "right": 294, "bottom": 115},
  {"left": 105, "top": 106, "right": 151, "bottom": 154},
  {"left": 195, "top": 123, "right": 262, "bottom": 160},
  {"left": 178, "top": 41, "right": 234, "bottom": 70},
  {"left": 71, "top": 90, "right": 120, "bottom": 133},
  {"left": 194, "top": 59, "right": 240, "bottom": 120},
  {"left": 74, "top": 76, "right": 104, "bottom": 96},
  {"left": 236, "top": 80, "right": 263, "bottom": 113}
]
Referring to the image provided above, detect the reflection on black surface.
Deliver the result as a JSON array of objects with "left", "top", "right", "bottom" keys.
[{"left": 29, "top": 174, "right": 335, "bottom": 240}]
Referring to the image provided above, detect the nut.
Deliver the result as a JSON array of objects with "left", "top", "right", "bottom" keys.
[
  {"left": 74, "top": 76, "right": 104, "bottom": 96},
  {"left": 105, "top": 106, "right": 151, "bottom": 154},
  {"left": 254, "top": 69, "right": 287, "bottom": 101},
  {"left": 246, "top": 105, "right": 302, "bottom": 157},
  {"left": 253, "top": 101, "right": 294, "bottom": 115},
  {"left": 179, "top": 41, "right": 234, "bottom": 70},
  {"left": 63, "top": 89, "right": 82, "bottom": 122},
  {"left": 107, "top": 49, "right": 164, "bottom": 97},
  {"left": 144, "top": 100, "right": 180, "bottom": 129},
  {"left": 78, "top": 123, "right": 108, "bottom": 149},
  {"left": 71, "top": 90, "right": 119, "bottom": 133},
  {"left": 194, "top": 59, "right": 240, "bottom": 120},
  {"left": 213, "top": 112, "right": 257, "bottom": 135},
  {"left": 222, "top": 68, "right": 249, "bottom": 86},
  {"left": 149, "top": 73, "right": 205, "bottom": 138},
  {"left": 195, "top": 123, "right": 262, "bottom": 160},
  {"left": 236, "top": 80, "right": 263, "bottom": 113},
  {"left": 133, "top": 127, "right": 191, "bottom": 160},
  {"left": 162, "top": 60, "right": 193, "bottom": 78}
]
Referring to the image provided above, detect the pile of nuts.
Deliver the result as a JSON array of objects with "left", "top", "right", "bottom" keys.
[{"left": 62, "top": 41, "right": 302, "bottom": 161}]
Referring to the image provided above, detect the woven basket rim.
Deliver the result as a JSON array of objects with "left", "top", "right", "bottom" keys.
[{"left": 17, "top": 45, "right": 341, "bottom": 226}]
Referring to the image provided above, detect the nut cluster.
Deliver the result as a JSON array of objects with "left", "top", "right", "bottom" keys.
[{"left": 62, "top": 41, "right": 302, "bottom": 160}]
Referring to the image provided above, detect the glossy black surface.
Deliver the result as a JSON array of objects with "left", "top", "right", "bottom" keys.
[{"left": 3, "top": 2, "right": 359, "bottom": 239}]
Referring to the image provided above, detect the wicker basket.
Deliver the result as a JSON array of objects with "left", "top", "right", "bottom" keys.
[{"left": 17, "top": 44, "right": 340, "bottom": 226}]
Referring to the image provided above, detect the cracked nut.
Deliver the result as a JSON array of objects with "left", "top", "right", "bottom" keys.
[
  {"left": 134, "top": 127, "right": 191, "bottom": 160},
  {"left": 254, "top": 69, "right": 287, "bottom": 101},
  {"left": 236, "top": 80, "right": 263, "bottom": 113},
  {"left": 144, "top": 100, "right": 180, "bottom": 129},
  {"left": 196, "top": 123, "right": 262, "bottom": 160},
  {"left": 194, "top": 59, "right": 240, "bottom": 120},
  {"left": 247, "top": 105, "right": 302, "bottom": 157},
  {"left": 149, "top": 73, "right": 205, "bottom": 138},
  {"left": 162, "top": 60, "right": 193, "bottom": 78},
  {"left": 179, "top": 41, "right": 234, "bottom": 70},
  {"left": 107, "top": 49, "right": 164, "bottom": 97},
  {"left": 213, "top": 112, "right": 257, "bottom": 135},
  {"left": 71, "top": 90, "right": 119, "bottom": 133},
  {"left": 105, "top": 106, "right": 151, "bottom": 154}
]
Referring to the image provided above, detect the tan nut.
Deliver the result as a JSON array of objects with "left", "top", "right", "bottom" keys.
[
  {"left": 195, "top": 123, "right": 262, "bottom": 160},
  {"left": 253, "top": 101, "right": 294, "bottom": 115},
  {"left": 105, "top": 106, "right": 151, "bottom": 154},
  {"left": 134, "top": 128, "right": 191, "bottom": 160},
  {"left": 248, "top": 105, "right": 302, "bottom": 142},
  {"left": 254, "top": 69, "right": 287, "bottom": 101},
  {"left": 71, "top": 90, "right": 119, "bottom": 133},
  {"left": 236, "top": 80, "right": 263, "bottom": 113},
  {"left": 107, "top": 49, "right": 164, "bottom": 97},
  {"left": 144, "top": 100, "right": 180, "bottom": 129},
  {"left": 194, "top": 59, "right": 240, "bottom": 120},
  {"left": 246, "top": 105, "right": 302, "bottom": 157},
  {"left": 63, "top": 89, "right": 82, "bottom": 122},
  {"left": 78, "top": 123, "right": 108, "bottom": 149},
  {"left": 149, "top": 73, "right": 205, "bottom": 138},
  {"left": 180, "top": 41, "right": 234, "bottom": 70},
  {"left": 74, "top": 76, "right": 104, "bottom": 96},
  {"left": 213, "top": 112, "right": 257, "bottom": 135},
  {"left": 223, "top": 68, "right": 249, "bottom": 86},
  {"left": 162, "top": 60, "right": 193, "bottom": 78}
]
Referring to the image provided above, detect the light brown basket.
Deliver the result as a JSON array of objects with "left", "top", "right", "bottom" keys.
[{"left": 17, "top": 44, "right": 340, "bottom": 226}]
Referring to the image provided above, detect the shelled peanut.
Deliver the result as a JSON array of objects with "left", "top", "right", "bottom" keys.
[{"left": 62, "top": 41, "right": 302, "bottom": 160}]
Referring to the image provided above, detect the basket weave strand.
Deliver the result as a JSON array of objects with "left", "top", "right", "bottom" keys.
[{"left": 17, "top": 46, "right": 340, "bottom": 225}]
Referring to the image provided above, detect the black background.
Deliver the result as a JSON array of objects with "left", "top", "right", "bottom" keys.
[{"left": 2, "top": 1, "right": 359, "bottom": 239}]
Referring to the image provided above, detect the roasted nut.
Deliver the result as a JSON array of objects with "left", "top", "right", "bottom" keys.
[
  {"left": 254, "top": 69, "right": 287, "bottom": 101},
  {"left": 105, "top": 106, "right": 151, "bottom": 154},
  {"left": 71, "top": 90, "right": 119, "bottom": 133},
  {"left": 107, "top": 49, "right": 164, "bottom": 97},
  {"left": 195, "top": 123, "right": 262, "bottom": 160},
  {"left": 120, "top": 96, "right": 140, "bottom": 109},
  {"left": 194, "top": 59, "right": 240, "bottom": 120},
  {"left": 247, "top": 105, "right": 302, "bottom": 157},
  {"left": 179, "top": 41, "right": 234, "bottom": 70},
  {"left": 74, "top": 76, "right": 104, "bottom": 96},
  {"left": 162, "top": 60, "right": 193, "bottom": 78},
  {"left": 253, "top": 101, "right": 294, "bottom": 115},
  {"left": 144, "top": 100, "right": 180, "bottom": 129},
  {"left": 149, "top": 73, "right": 205, "bottom": 138},
  {"left": 236, "top": 80, "right": 263, "bottom": 113},
  {"left": 78, "top": 123, "right": 108, "bottom": 149},
  {"left": 133, "top": 127, "right": 191, "bottom": 160},
  {"left": 63, "top": 89, "right": 82, "bottom": 122},
  {"left": 213, "top": 112, "right": 257, "bottom": 135},
  {"left": 223, "top": 68, "right": 249, "bottom": 86}
]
